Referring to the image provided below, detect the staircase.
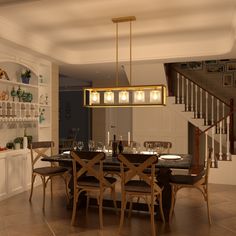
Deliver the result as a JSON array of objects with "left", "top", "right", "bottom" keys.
[{"left": 167, "top": 68, "right": 235, "bottom": 169}]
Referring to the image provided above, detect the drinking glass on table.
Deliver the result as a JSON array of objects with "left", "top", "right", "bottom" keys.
[
  {"left": 88, "top": 140, "right": 95, "bottom": 151},
  {"left": 77, "top": 141, "right": 84, "bottom": 151}
]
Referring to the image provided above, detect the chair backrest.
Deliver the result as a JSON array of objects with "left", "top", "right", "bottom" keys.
[
  {"left": 118, "top": 153, "right": 161, "bottom": 193},
  {"left": 71, "top": 151, "right": 111, "bottom": 187},
  {"left": 30, "top": 141, "right": 54, "bottom": 169},
  {"left": 143, "top": 141, "right": 172, "bottom": 153}
]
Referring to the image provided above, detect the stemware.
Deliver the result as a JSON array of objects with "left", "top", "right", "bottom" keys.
[
  {"left": 88, "top": 140, "right": 95, "bottom": 151},
  {"left": 77, "top": 141, "right": 84, "bottom": 151}
]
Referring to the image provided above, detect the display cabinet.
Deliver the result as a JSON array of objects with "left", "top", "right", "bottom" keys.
[{"left": 0, "top": 51, "right": 52, "bottom": 201}]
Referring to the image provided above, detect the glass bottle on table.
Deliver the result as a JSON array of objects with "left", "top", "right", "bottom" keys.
[{"left": 112, "top": 135, "right": 117, "bottom": 157}]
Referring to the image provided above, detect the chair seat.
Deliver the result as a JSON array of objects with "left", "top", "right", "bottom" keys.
[
  {"left": 124, "top": 180, "right": 151, "bottom": 193},
  {"left": 170, "top": 170, "right": 205, "bottom": 185},
  {"left": 78, "top": 175, "right": 117, "bottom": 187},
  {"left": 34, "top": 166, "right": 68, "bottom": 175}
]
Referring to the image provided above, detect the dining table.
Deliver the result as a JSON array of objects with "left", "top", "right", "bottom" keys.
[{"left": 42, "top": 151, "right": 192, "bottom": 222}]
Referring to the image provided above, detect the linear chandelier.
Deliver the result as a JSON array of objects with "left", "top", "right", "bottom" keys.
[{"left": 83, "top": 16, "right": 166, "bottom": 108}]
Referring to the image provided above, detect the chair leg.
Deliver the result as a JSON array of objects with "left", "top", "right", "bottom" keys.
[
  {"left": 119, "top": 193, "right": 127, "bottom": 233},
  {"left": 63, "top": 174, "right": 70, "bottom": 204},
  {"left": 128, "top": 198, "right": 133, "bottom": 218},
  {"left": 159, "top": 193, "right": 165, "bottom": 224},
  {"left": 169, "top": 185, "right": 176, "bottom": 223},
  {"left": 205, "top": 186, "right": 212, "bottom": 225},
  {"left": 86, "top": 194, "right": 90, "bottom": 214},
  {"left": 29, "top": 174, "right": 36, "bottom": 201},
  {"left": 71, "top": 190, "right": 79, "bottom": 226},
  {"left": 42, "top": 176, "right": 46, "bottom": 210},
  {"left": 99, "top": 189, "right": 104, "bottom": 229},
  {"left": 111, "top": 186, "right": 118, "bottom": 213},
  {"left": 50, "top": 177, "right": 53, "bottom": 200},
  {"left": 150, "top": 194, "right": 156, "bottom": 236}
]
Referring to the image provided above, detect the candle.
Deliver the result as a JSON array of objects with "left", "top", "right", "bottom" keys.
[
  {"left": 107, "top": 131, "right": 110, "bottom": 145},
  {"left": 128, "top": 131, "right": 130, "bottom": 146}
]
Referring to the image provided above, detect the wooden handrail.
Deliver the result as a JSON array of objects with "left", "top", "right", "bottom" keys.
[
  {"left": 200, "top": 109, "right": 236, "bottom": 135},
  {"left": 173, "top": 68, "right": 230, "bottom": 107}
]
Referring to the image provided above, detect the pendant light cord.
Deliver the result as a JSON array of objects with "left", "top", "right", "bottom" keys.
[
  {"left": 116, "top": 22, "right": 119, "bottom": 87},
  {"left": 130, "top": 20, "right": 132, "bottom": 85}
]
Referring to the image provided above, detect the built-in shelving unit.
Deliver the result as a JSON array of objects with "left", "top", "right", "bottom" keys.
[{"left": 0, "top": 48, "right": 52, "bottom": 202}]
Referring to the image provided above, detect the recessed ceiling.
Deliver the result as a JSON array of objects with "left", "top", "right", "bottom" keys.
[{"left": 0, "top": 0, "right": 235, "bottom": 65}]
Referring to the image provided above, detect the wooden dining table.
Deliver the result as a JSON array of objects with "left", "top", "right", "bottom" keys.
[{"left": 42, "top": 151, "right": 192, "bottom": 222}]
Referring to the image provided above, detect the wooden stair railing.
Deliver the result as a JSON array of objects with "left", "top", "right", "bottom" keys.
[{"left": 166, "top": 66, "right": 235, "bottom": 169}]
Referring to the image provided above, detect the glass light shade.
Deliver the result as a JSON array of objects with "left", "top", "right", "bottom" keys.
[
  {"left": 150, "top": 90, "right": 161, "bottom": 103},
  {"left": 104, "top": 91, "right": 114, "bottom": 104},
  {"left": 119, "top": 90, "right": 129, "bottom": 103},
  {"left": 134, "top": 90, "right": 145, "bottom": 103},
  {"left": 90, "top": 91, "right": 100, "bottom": 104}
]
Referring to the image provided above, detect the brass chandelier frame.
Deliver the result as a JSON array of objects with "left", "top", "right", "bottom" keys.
[{"left": 83, "top": 16, "right": 167, "bottom": 108}]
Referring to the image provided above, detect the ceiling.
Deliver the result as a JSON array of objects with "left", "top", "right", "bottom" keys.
[{"left": 0, "top": 0, "right": 236, "bottom": 83}]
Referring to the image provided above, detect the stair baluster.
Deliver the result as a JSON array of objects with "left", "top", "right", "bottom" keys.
[
  {"left": 177, "top": 73, "right": 180, "bottom": 104},
  {"left": 219, "top": 121, "right": 223, "bottom": 160},
  {"left": 226, "top": 116, "right": 231, "bottom": 161},
  {"left": 211, "top": 95, "right": 214, "bottom": 126},
  {"left": 190, "top": 81, "right": 194, "bottom": 111},
  {"left": 200, "top": 88, "right": 203, "bottom": 118},
  {"left": 195, "top": 84, "right": 198, "bottom": 118},
  {"left": 206, "top": 92, "right": 208, "bottom": 125}
]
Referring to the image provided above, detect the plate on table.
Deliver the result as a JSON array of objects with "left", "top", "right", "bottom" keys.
[
  {"left": 159, "top": 155, "right": 182, "bottom": 160},
  {"left": 62, "top": 151, "right": 70, "bottom": 155}
]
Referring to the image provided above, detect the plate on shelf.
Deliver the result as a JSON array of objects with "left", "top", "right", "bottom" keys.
[{"left": 159, "top": 155, "right": 182, "bottom": 160}]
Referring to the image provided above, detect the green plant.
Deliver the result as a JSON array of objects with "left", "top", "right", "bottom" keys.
[
  {"left": 21, "top": 69, "right": 31, "bottom": 79},
  {"left": 14, "top": 137, "right": 23, "bottom": 149}
]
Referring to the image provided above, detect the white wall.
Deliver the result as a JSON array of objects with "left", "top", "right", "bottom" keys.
[{"left": 130, "top": 62, "right": 188, "bottom": 153}]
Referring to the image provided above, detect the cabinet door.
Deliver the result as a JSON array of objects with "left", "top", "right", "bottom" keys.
[
  {"left": 0, "top": 157, "right": 7, "bottom": 200},
  {"left": 7, "top": 154, "right": 25, "bottom": 196}
]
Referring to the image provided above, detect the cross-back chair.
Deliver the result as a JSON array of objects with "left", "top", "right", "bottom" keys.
[
  {"left": 169, "top": 148, "right": 213, "bottom": 224},
  {"left": 70, "top": 151, "right": 117, "bottom": 228},
  {"left": 118, "top": 153, "right": 165, "bottom": 236},
  {"left": 29, "top": 141, "right": 69, "bottom": 210}
]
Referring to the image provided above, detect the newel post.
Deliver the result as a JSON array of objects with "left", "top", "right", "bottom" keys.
[{"left": 230, "top": 98, "right": 234, "bottom": 153}]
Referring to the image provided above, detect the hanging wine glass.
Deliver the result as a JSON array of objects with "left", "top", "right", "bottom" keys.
[{"left": 11, "top": 87, "right": 17, "bottom": 102}]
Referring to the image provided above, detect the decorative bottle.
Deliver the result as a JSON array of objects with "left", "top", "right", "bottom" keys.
[
  {"left": 112, "top": 135, "right": 117, "bottom": 157},
  {"left": 118, "top": 140, "right": 124, "bottom": 154}
]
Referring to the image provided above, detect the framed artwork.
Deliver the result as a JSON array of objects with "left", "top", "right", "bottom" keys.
[
  {"left": 206, "top": 64, "right": 224, "bottom": 73},
  {"left": 188, "top": 61, "right": 203, "bottom": 70},
  {"left": 222, "top": 73, "right": 233, "bottom": 87},
  {"left": 179, "top": 63, "right": 188, "bottom": 69},
  {"left": 226, "top": 62, "right": 236, "bottom": 72},
  {"left": 204, "top": 60, "right": 217, "bottom": 65}
]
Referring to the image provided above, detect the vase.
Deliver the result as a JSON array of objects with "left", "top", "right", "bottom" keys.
[{"left": 21, "top": 76, "right": 30, "bottom": 84}]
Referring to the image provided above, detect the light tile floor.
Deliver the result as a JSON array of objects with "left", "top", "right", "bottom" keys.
[{"left": 0, "top": 178, "right": 236, "bottom": 236}]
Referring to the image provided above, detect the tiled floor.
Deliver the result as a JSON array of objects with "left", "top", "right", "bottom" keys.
[{"left": 0, "top": 178, "right": 236, "bottom": 236}]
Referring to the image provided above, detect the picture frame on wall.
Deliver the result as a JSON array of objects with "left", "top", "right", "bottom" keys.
[
  {"left": 188, "top": 61, "right": 203, "bottom": 70},
  {"left": 226, "top": 62, "right": 236, "bottom": 72},
  {"left": 206, "top": 64, "right": 224, "bottom": 73},
  {"left": 222, "top": 73, "right": 233, "bottom": 87},
  {"left": 204, "top": 60, "right": 217, "bottom": 65}
]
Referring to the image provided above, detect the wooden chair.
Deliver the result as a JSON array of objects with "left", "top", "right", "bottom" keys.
[
  {"left": 169, "top": 148, "right": 213, "bottom": 224},
  {"left": 118, "top": 153, "right": 165, "bottom": 236},
  {"left": 143, "top": 141, "right": 172, "bottom": 154},
  {"left": 29, "top": 141, "right": 69, "bottom": 210},
  {"left": 70, "top": 151, "right": 118, "bottom": 228}
]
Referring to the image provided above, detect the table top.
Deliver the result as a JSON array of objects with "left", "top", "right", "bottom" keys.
[{"left": 42, "top": 152, "right": 192, "bottom": 169}]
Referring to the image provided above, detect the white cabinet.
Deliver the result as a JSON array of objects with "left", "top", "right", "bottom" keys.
[
  {"left": 0, "top": 157, "right": 7, "bottom": 199},
  {"left": 7, "top": 152, "right": 25, "bottom": 196},
  {"left": 0, "top": 150, "right": 31, "bottom": 201}
]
